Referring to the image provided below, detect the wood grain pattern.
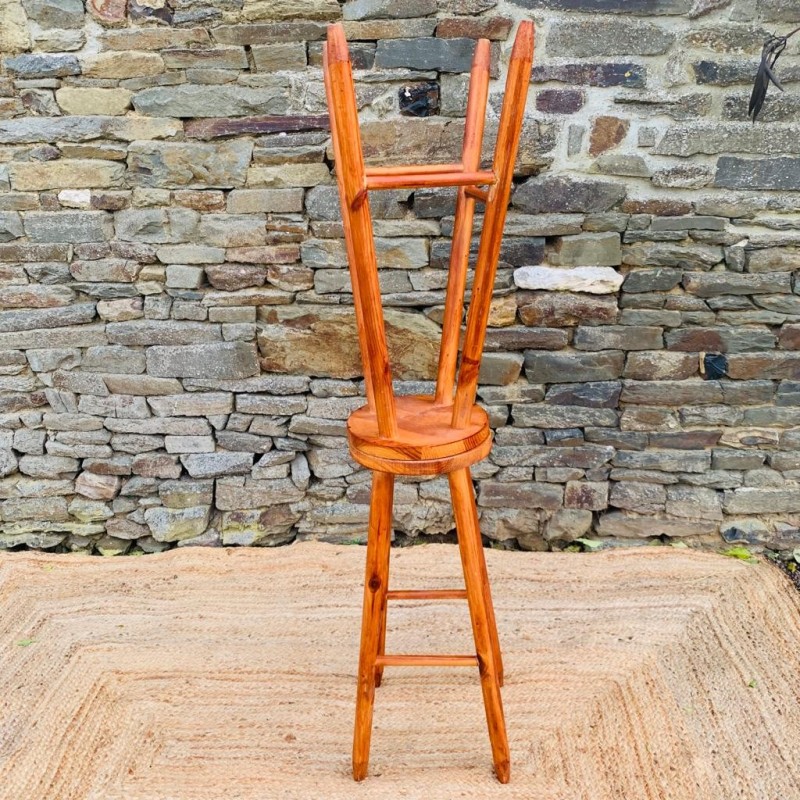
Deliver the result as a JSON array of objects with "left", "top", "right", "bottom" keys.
[
  {"left": 352, "top": 470, "right": 393, "bottom": 782},
  {"left": 436, "top": 38, "right": 491, "bottom": 407},
  {"left": 452, "top": 21, "right": 534, "bottom": 429},
  {"left": 450, "top": 467, "right": 510, "bottom": 783},
  {"left": 365, "top": 169, "right": 495, "bottom": 191},
  {"left": 325, "top": 26, "right": 397, "bottom": 438},
  {"left": 324, "top": 20, "right": 534, "bottom": 784}
]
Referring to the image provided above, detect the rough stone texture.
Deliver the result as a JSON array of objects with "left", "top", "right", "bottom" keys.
[
  {"left": 0, "top": 3, "right": 799, "bottom": 554},
  {"left": 515, "top": 266, "right": 624, "bottom": 294}
]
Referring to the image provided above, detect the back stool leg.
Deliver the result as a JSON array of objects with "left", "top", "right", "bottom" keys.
[
  {"left": 474, "top": 532, "right": 504, "bottom": 686},
  {"left": 449, "top": 467, "right": 510, "bottom": 783},
  {"left": 352, "top": 470, "right": 394, "bottom": 781},
  {"left": 374, "top": 547, "right": 389, "bottom": 688}
]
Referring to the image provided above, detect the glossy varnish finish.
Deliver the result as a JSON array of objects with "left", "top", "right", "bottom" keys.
[{"left": 322, "top": 21, "right": 535, "bottom": 784}]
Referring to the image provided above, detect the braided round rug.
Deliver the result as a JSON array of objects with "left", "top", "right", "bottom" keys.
[{"left": 1, "top": 542, "right": 799, "bottom": 800}]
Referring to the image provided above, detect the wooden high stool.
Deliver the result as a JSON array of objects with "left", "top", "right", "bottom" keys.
[{"left": 323, "top": 21, "right": 534, "bottom": 784}]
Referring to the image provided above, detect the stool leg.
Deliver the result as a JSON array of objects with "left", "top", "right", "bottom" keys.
[
  {"left": 353, "top": 470, "right": 394, "bottom": 781},
  {"left": 449, "top": 467, "right": 510, "bottom": 783},
  {"left": 374, "top": 578, "right": 388, "bottom": 688},
  {"left": 474, "top": 528, "right": 504, "bottom": 687}
]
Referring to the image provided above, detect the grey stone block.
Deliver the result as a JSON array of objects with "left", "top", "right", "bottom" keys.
[
  {"left": 146, "top": 342, "right": 259, "bottom": 379},
  {"left": 375, "top": 38, "right": 476, "bottom": 73},
  {"left": 547, "top": 18, "right": 673, "bottom": 57},
  {"left": 24, "top": 212, "right": 113, "bottom": 243},
  {"left": 133, "top": 84, "right": 290, "bottom": 118},
  {"left": 5, "top": 53, "right": 81, "bottom": 78}
]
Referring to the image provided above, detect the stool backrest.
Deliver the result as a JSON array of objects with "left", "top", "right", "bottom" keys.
[{"left": 323, "top": 22, "right": 534, "bottom": 438}]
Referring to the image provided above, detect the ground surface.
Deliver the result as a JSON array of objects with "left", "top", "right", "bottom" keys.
[{"left": 0, "top": 542, "right": 799, "bottom": 800}]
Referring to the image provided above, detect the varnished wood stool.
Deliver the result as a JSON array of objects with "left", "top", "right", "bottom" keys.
[{"left": 323, "top": 21, "right": 534, "bottom": 783}]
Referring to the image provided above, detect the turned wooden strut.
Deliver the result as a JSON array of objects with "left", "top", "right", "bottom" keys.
[{"left": 322, "top": 20, "right": 534, "bottom": 784}]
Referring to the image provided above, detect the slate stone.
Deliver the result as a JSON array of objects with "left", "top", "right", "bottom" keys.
[
  {"left": 547, "top": 19, "right": 673, "bottom": 57},
  {"left": 147, "top": 342, "right": 259, "bottom": 379},
  {"left": 0, "top": 116, "right": 176, "bottom": 146},
  {"left": 623, "top": 242, "right": 723, "bottom": 270},
  {"left": 621, "top": 379, "right": 723, "bottom": 405},
  {"left": 21, "top": 0, "right": 84, "bottom": 29},
  {"left": 0, "top": 323, "right": 107, "bottom": 350},
  {"left": 518, "top": 291, "right": 618, "bottom": 326},
  {"left": 127, "top": 141, "right": 253, "bottom": 189},
  {"left": 343, "top": 0, "right": 436, "bottom": 20},
  {"left": 133, "top": 85, "right": 291, "bottom": 118},
  {"left": 484, "top": 327, "right": 568, "bottom": 352},
  {"left": 531, "top": 62, "right": 646, "bottom": 88},
  {"left": 622, "top": 268, "right": 682, "bottom": 293},
  {"left": 375, "top": 37, "right": 476, "bottom": 73},
  {"left": 144, "top": 505, "right": 210, "bottom": 542},
  {"left": 0, "top": 211, "right": 23, "bottom": 243},
  {"left": 436, "top": 15, "right": 513, "bottom": 39},
  {"left": 612, "top": 448, "right": 711, "bottom": 473},
  {"left": 508, "top": 0, "right": 690, "bottom": 11},
  {"left": 478, "top": 480, "right": 563, "bottom": 510},
  {"left": 723, "top": 488, "right": 800, "bottom": 514},
  {"left": 23, "top": 212, "right": 113, "bottom": 243},
  {"left": 692, "top": 59, "right": 757, "bottom": 86},
  {"left": 185, "top": 114, "right": 329, "bottom": 140},
  {"left": 651, "top": 216, "right": 726, "bottom": 231},
  {"left": 536, "top": 89, "right": 585, "bottom": 114},
  {"left": 550, "top": 232, "right": 622, "bottom": 267},
  {"left": 715, "top": 157, "right": 800, "bottom": 191},
  {"left": 0, "top": 302, "right": 96, "bottom": 334},
  {"left": 5, "top": 54, "right": 80, "bottom": 78},
  {"left": 666, "top": 327, "right": 776, "bottom": 352},
  {"left": 524, "top": 351, "right": 625, "bottom": 383},
  {"left": 609, "top": 481, "right": 666, "bottom": 513},
  {"left": 574, "top": 326, "right": 663, "bottom": 352},
  {"left": 107, "top": 321, "right": 221, "bottom": 345},
  {"left": 114, "top": 209, "right": 198, "bottom": 244},
  {"left": 683, "top": 272, "right": 790, "bottom": 297},
  {"left": 654, "top": 123, "right": 800, "bottom": 157},
  {"left": 564, "top": 480, "right": 609, "bottom": 510},
  {"left": 514, "top": 176, "right": 626, "bottom": 214},
  {"left": 545, "top": 381, "right": 622, "bottom": 408},
  {"left": 513, "top": 403, "right": 618, "bottom": 428}
]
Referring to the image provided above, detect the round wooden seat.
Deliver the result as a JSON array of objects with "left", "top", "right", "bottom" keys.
[{"left": 347, "top": 395, "right": 492, "bottom": 475}]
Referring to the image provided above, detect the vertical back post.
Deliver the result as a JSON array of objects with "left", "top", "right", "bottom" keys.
[
  {"left": 452, "top": 22, "right": 534, "bottom": 429},
  {"left": 434, "top": 40, "right": 491, "bottom": 407},
  {"left": 324, "top": 25, "right": 397, "bottom": 438}
]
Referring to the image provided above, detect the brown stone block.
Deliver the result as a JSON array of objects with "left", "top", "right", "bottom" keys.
[
  {"left": 536, "top": 89, "right": 585, "bottom": 114},
  {"left": 225, "top": 245, "right": 300, "bottom": 264},
  {"left": 650, "top": 430, "right": 722, "bottom": 449},
  {"left": 621, "top": 199, "right": 692, "bottom": 216},
  {"left": 436, "top": 16, "right": 513, "bottom": 39},
  {"left": 589, "top": 116, "right": 629, "bottom": 156},
  {"left": 727, "top": 352, "right": 800, "bottom": 380},
  {"left": 518, "top": 291, "right": 618, "bottom": 327},
  {"left": 185, "top": 115, "right": 329, "bottom": 140}
]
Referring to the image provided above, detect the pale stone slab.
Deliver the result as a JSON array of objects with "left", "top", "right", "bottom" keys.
[{"left": 514, "top": 266, "right": 624, "bottom": 294}]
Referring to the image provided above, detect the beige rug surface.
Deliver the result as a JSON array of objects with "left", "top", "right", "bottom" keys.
[{"left": 1, "top": 542, "right": 799, "bottom": 800}]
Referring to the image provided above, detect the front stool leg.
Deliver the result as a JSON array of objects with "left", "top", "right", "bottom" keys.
[
  {"left": 449, "top": 467, "right": 510, "bottom": 783},
  {"left": 352, "top": 470, "right": 394, "bottom": 781}
]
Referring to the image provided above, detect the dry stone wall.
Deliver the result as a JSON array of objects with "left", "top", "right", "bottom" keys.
[{"left": 1, "top": 0, "right": 800, "bottom": 555}]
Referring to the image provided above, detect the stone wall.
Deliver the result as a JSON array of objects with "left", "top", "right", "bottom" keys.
[{"left": 1, "top": 0, "right": 800, "bottom": 555}]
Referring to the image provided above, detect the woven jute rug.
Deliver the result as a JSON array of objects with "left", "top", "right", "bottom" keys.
[{"left": 1, "top": 542, "right": 799, "bottom": 800}]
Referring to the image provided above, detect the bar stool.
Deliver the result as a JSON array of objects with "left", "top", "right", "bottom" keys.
[{"left": 322, "top": 21, "right": 534, "bottom": 783}]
